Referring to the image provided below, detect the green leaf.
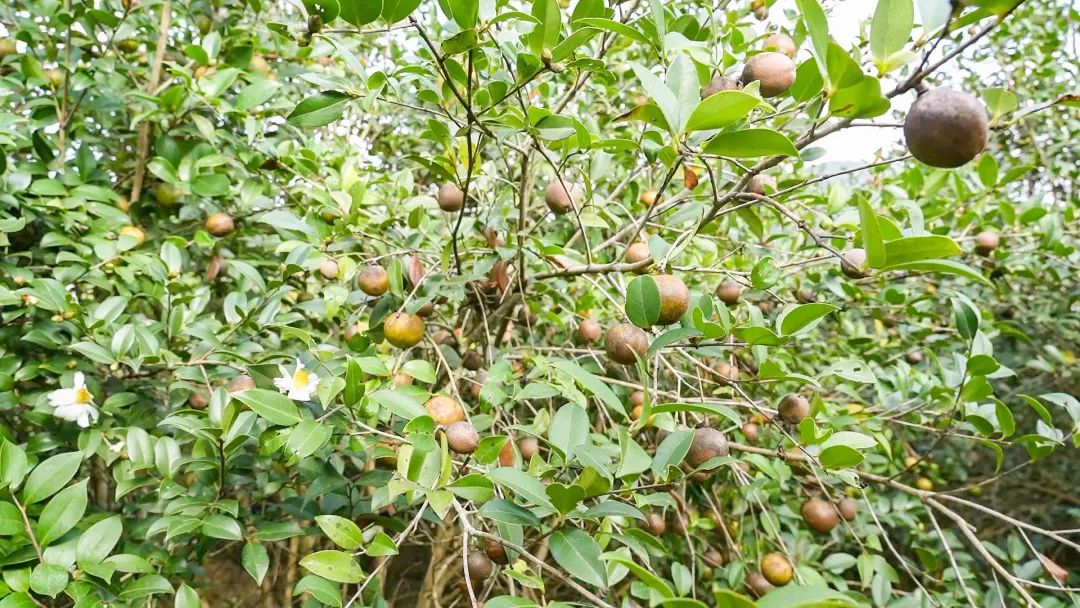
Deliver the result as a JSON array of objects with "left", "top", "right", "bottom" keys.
[
  {"left": 202, "top": 514, "right": 244, "bottom": 540},
  {"left": 300, "top": 550, "right": 365, "bottom": 584},
  {"left": 684, "top": 91, "right": 762, "bottom": 132},
  {"left": 175, "top": 584, "right": 201, "bottom": 608},
  {"left": 630, "top": 62, "right": 681, "bottom": 135},
  {"left": 286, "top": 92, "right": 351, "bottom": 128},
  {"left": 528, "top": 0, "right": 561, "bottom": 54},
  {"left": 401, "top": 359, "right": 437, "bottom": 383},
  {"left": 608, "top": 555, "right": 675, "bottom": 597},
  {"left": 581, "top": 500, "right": 645, "bottom": 520},
  {"left": 441, "top": 28, "right": 479, "bottom": 55},
  {"left": 235, "top": 80, "right": 281, "bottom": 111},
  {"left": 287, "top": 420, "right": 333, "bottom": 458},
  {"left": 880, "top": 259, "right": 992, "bottom": 286},
  {"left": 294, "top": 575, "right": 343, "bottom": 607},
  {"left": 951, "top": 296, "right": 980, "bottom": 341},
  {"left": 381, "top": 0, "right": 420, "bottom": 23},
  {"left": 489, "top": 467, "right": 557, "bottom": 512},
  {"left": 370, "top": 388, "right": 426, "bottom": 420},
  {"left": 549, "top": 404, "right": 589, "bottom": 458},
  {"left": 77, "top": 515, "right": 123, "bottom": 565},
  {"left": 796, "top": 0, "right": 831, "bottom": 86},
  {"left": 444, "top": 0, "right": 478, "bottom": 28},
  {"left": 340, "top": 0, "right": 382, "bottom": 27},
  {"left": 779, "top": 303, "right": 839, "bottom": 336},
  {"left": 575, "top": 18, "right": 650, "bottom": 45},
  {"left": 29, "top": 564, "right": 68, "bottom": 598},
  {"left": 549, "top": 359, "right": 626, "bottom": 418},
  {"left": 315, "top": 515, "right": 363, "bottom": 550},
  {"left": 233, "top": 389, "right": 303, "bottom": 426},
  {"left": 703, "top": 129, "right": 798, "bottom": 158},
  {"left": 994, "top": 400, "right": 1015, "bottom": 438},
  {"left": 966, "top": 354, "right": 1000, "bottom": 375},
  {"left": 857, "top": 197, "right": 885, "bottom": 267},
  {"left": 478, "top": 499, "right": 542, "bottom": 526},
  {"left": 242, "top": 542, "right": 270, "bottom": 585},
  {"left": 882, "top": 235, "right": 961, "bottom": 265},
  {"left": 22, "top": 451, "right": 83, "bottom": 505},
  {"left": 37, "top": 479, "right": 87, "bottom": 545},
  {"left": 646, "top": 327, "right": 702, "bottom": 358},
  {"left": 447, "top": 474, "right": 495, "bottom": 503},
  {"left": 120, "top": 574, "right": 174, "bottom": 600},
  {"left": 625, "top": 275, "right": 661, "bottom": 328},
  {"left": 870, "top": 0, "right": 914, "bottom": 64},
  {"left": 820, "top": 445, "right": 864, "bottom": 469},
  {"left": 0, "top": 440, "right": 28, "bottom": 491},
  {"left": 711, "top": 590, "right": 756, "bottom": 608},
  {"left": 548, "top": 527, "right": 607, "bottom": 587},
  {"left": 650, "top": 403, "right": 742, "bottom": 427},
  {"left": 651, "top": 429, "right": 693, "bottom": 477},
  {"left": 757, "top": 585, "right": 865, "bottom": 607}
]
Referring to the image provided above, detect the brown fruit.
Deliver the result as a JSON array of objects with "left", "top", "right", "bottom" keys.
[
  {"left": 467, "top": 550, "right": 494, "bottom": 581},
  {"left": 498, "top": 438, "right": 516, "bottom": 466},
  {"left": 740, "top": 52, "right": 796, "bottom": 98},
  {"left": 746, "top": 174, "right": 776, "bottom": 195},
  {"left": 760, "top": 552, "right": 793, "bottom": 586},
  {"left": 545, "top": 179, "right": 582, "bottom": 215},
  {"left": 188, "top": 392, "right": 209, "bottom": 410},
  {"left": 118, "top": 225, "right": 146, "bottom": 245},
  {"left": 837, "top": 497, "right": 858, "bottom": 521},
  {"left": 747, "top": 572, "right": 775, "bottom": 597},
  {"left": 713, "top": 361, "right": 740, "bottom": 384},
  {"left": 625, "top": 242, "right": 653, "bottom": 273},
  {"left": 763, "top": 32, "right": 797, "bottom": 58},
  {"left": 629, "top": 390, "right": 646, "bottom": 409},
  {"left": 802, "top": 498, "right": 839, "bottom": 533},
  {"left": 392, "top": 371, "right": 413, "bottom": 388},
  {"left": 644, "top": 512, "right": 666, "bottom": 535},
  {"left": 671, "top": 512, "right": 689, "bottom": 535},
  {"left": 905, "top": 351, "right": 923, "bottom": 365},
  {"left": 685, "top": 427, "right": 729, "bottom": 468},
  {"left": 703, "top": 549, "right": 725, "bottom": 568},
  {"left": 605, "top": 323, "right": 649, "bottom": 364},
  {"left": 716, "top": 281, "right": 742, "bottom": 306},
  {"left": 751, "top": 0, "right": 768, "bottom": 20},
  {"left": 742, "top": 421, "right": 759, "bottom": 442},
  {"left": 228, "top": 375, "right": 256, "bottom": 393},
  {"left": 425, "top": 395, "right": 465, "bottom": 426},
  {"left": 445, "top": 421, "right": 479, "bottom": 454},
  {"left": 416, "top": 301, "right": 436, "bottom": 317},
  {"left": 640, "top": 189, "right": 659, "bottom": 206},
  {"left": 577, "top": 318, "right": 602, "bottom": 344},
  {"left": 320, "top": 259, "right": 339, "bottom": 280},
  {"left": 384, "top": 312, "right": 424, "bottom": 348},
  {"left": 467, "top": 370, "right": 486, "bottom": 400},
  {"left": 778, "top": 393, "right": 810, "bottom": 424},
  {"left": 903, "top": 87, "right": 989, "bottom": 168},
  {"left": 974, "top": 230, "right": 999, "bottom": 255},
  {"left": 840, "top": 248, "right": 869, "bottom": 279},
  {"left": 518, "top": 436, "right": 539, "bottom": 460},
  {"left": 653, "top": 274, "right": 690, "bottom": 325},
  {"left": 358, "top": 265, "right": 389, "bottom": 296},
  {"left": 483, "top": 538, "right": 509, "bottom": 565},
  {"left": 437, "top": 183, "right": 465, "bottom": 212},
  {"left": 701, "top": 76, "right": 740, "bottom": 98},
  {"left": 206, "top": 254, "right": 226, "bottom": 281}
]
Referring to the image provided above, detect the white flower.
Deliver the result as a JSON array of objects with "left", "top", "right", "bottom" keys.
[
  {"left": 273, "top": 360, "right": 319, "bottom": 401},
  {"left": 47, "top": 372, "right": 100, "bottom": 428}
]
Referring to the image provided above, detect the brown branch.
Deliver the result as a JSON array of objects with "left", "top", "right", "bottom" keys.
[{"left": 129, "top": 0, "right": 172, "bottom": 203}]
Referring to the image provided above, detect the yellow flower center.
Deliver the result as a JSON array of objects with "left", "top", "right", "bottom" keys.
[
  {"left": 292, "top": 368, "right": 310, "bottom": 387},
  {"left": 75, "top": 387, "right": 92, "bottom": 404}
]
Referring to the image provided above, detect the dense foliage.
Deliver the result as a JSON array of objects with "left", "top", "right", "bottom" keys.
[{"left": 0, "top": 0, "right": 1077, "bottom": 607}]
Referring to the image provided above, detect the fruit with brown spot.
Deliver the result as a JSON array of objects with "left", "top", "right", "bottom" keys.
[
  {"left": 653, "top": 274, "right": 690, "bottom": 325},
  {"left": 778, "top": 393, "right": 810, "bottom": 424},
  {"left": 383, "top": 312, "right": 424, "bottom": 348},
  {"left": 716, "top": 281, "right": 742, "bottom": 306},
  {"left": 802, "top": 498, "right": 839, "bottom": 533},
  {"left": 741, "top": 52, "right": 796, "bottom": 98},
  {"left": 392, "top": 371, "right": 413, "bottom": 388},
  {"left": 188, "top": 392, "right": 209, "bottom": 410},
  {"left": 701, "top": 76, "right": 740, "bottom": 98},
  {"left": 903, "top": 87, "right": 989, "bottom": 168},
  {"left": 483, "top": 538, "right": 509, "bottom": 565},
  {"left": 685, "top": 427, "right": 729, "bottom": 468},
  {"left": 445, "top": 421, "right": 479, "bottom": 454},
  {"left": 760, "top": 552, "right": 793, "bottom": 586},
  {"left": 358, "top": 265, "right": 389, "bottom": 296},
  {"left": 425, "top": 395, "right": 465, "bottom": 426},
  {"left": 605, "top": 323, "right": 649, "bottom": 364},
  {"left": 498, "top": 438, "right": 516, "bottom": 466},
  {"left": 437, "top": 183, "right": 465, "bottom": 212}
]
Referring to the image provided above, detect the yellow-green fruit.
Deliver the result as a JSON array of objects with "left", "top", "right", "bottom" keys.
[
  {"left": 740, "top": 52, "right": 796, "bottom": 98},
  {"left": 46, "top": 68, "right": 64, "bottom": 87},
  {"left": 916, "top": 477, "right": 934, "bottom": 491},
  {"left": 118, "top": 38, "right": 140, "bottom": 53},
  {"left": 640, "top": 189, "right": 658, "bottom": 206},
  {"left": 760, "top": 552, "right": 793, "bottom": 586},
  {"left": 118, "top": 225, "right": 146, "bottom": 245},
  {"left": 358, "top": 264, "right": 389, "bottom": 296},
  {"left": 383, "top": 311, "right": 424, "bottom": 348},
  {"left": 425, "top": 395, "right": 465, "bottom": 426},
  {"left": 653, "top": 274, "right": 690, "bottom": 325},
  {"left": 0, "top": 39, "right": 18, "bottom": 58},
  {"left": 153, "top": 183, "right": 182, "bottom": 205}
]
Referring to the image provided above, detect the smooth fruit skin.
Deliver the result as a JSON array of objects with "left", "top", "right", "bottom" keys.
[
  {"left": 802, "top": 498, "right": 840, "bottom": 533},
  {"left": 760, "top": 552, "right": 793, "bottom": 586},
  {"left": 445, "top": 421, "right": 479, "bottom": 454},
  {"left": 425, "top": 395, "right": 465, "bottom": 426},
  {"left": 763, "top": 32, "right": 797, "bottom": 57},
  {"left": 644, "top": 512, "right": 666, "bottom": 535},
  {"left": 153, "top": 183, "right": 182, "bottom": 205},
  {"left": 358, "top": 265, "right": 389, "bottom": 296},
  {"left": 904, "top": 87, "right": 989, "bottom": 168},
  {"left": 653, "top": 274, "right": 690, "bottom": 325},
  {"left": 716, "top": 281, "right": 742, "bottom": 306},
  {"left": 205, "top": 212, "right": 234, "bottom": 236},
  {"left": 740, "top": 52, "right": 796, "bottom": 98},
  {"left": 714, "top": 361, "right": 740, "bottom": 384},
  {"left": 625, "top": 242, "right": 653, "bottom": 273},
  {"left": 840, "top": 248, "right": 869, "bottom": 279},
  {"left": 685, "top": 427, "right": 730, "bottom": 468},
  {"left": 605, "top": 322, "right": 649, "bottom": 364},
  {"left": 640, "top": 189, "right": 658, "bottom": 206},
  {"left": 518, "top": 436, "right": 539, "bottom": 460},
  {"left": 383, "top": 312, "right": 424, "bottom": 348},
  {"left": 629, "top": 390, "right": 645, "bottom": 408},
  {"left": 437, "top": 183, "right": 464, "bottom": 212},
  {"left": 747, "top": 571, "right": 775, "bottom": 597},
  {"left": 0, "top": 39, "right": 17, "bottom": 58},
  {"left": 320, "top": 259, "right": 339, "bottom": 280},
  {"left": 484, "top": 538, "right": 509, "bottom": 564},
  {"left": 577, "top": 318, "right": 602, "bottom": 344},
  {"left": 701, "top": 76, "right": 740, "bottom": 98},
  {"left": 974, "top": 230, "right": 1000, "bottom": 255},
  {"left": 228, "top": 375, "right": 256, "bottom": 392},
  {"left": 837, "top": 497, "right": 858, "bottom": 521},
  {"left": 778, "top": 393, "right": 810, "bottom": 424},
  {"left": 746, "top": 174, "right": 776, "bottom": 195},
  {"left": 544, "top": 180, "right": 582, "bottom": 215},
  {"left": 118, "top": 225, "right": 146, "bottom": 245},
  {"left": 467, "top": 551, "right": 494, "bottom": 581}
]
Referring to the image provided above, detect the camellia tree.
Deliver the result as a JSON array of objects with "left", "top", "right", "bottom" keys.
[{"left": 0, "top": 0, "right": 1077, "bottom": 606}]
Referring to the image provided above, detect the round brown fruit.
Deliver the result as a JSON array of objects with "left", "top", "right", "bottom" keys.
[
  {"left": 518, "top": 436, "right": 539, "bottom": 460},
  {"left": 716, "top": 281, "right": 742, "bottom": 306},
  {"left": 383, "top": 312, "right": 424, "bottom": 348},
  {"left": 188, "top": 392, "right": 209, "bottom": 410},
  {"left": 468, "top": 370, "right": 486, "bottom": 401},
  {"left": 701, "top": 76, "right": 740, "bottom": 98},
  {"left": 685, "top": 427, "right": 729, "bottom": 468},
  {"left": 802, "top": 498, "right": 839, "bottom": 533},
  {"left": 840, "top": 248, "right": 869, "bottom": 279},
  {"left": 605, "top": 323, "right": 649, "bottom": 365},
  {"left": 760, "top": 552, "right": 793, "bottom": 586},
  {"left": 545, "top": 179, "right": 583, "bottom": 215},
  {"left": 358, "top": 265, "right": 389, "bottom": 296},
  {"left": 747, "top": 571, "right": 775, "bottom": 597},
  {"left": 320, "top": 259, "right": 339, "bottom": 280},
  {"left": 445, "top": 421, "right": 479, "bottom": 454},
  {"left": 742, "top": 421, "right": 759, "bottom": 442},
  {"left": 778, "top": 393, "right": 810, "bottom": 424},
  {"left": 653, "top": 274, "right": 690, "bottom": 325},
  {"left": 640, "top": 189, "right": 659, "bottom": 206},
  {"left": 467, "top": 551, "right": 494, "bottom": 581},
  {"left": 416, "top": 301, "right": 436, "bottom": 317},
  {"left": 425, "top": 395, "right": 465, "bottom": 426},
  {"left": 644, "top": 512, "right": 666, "bottom": 536},
  {"left": 974, "top": 230, "right": 999, "bottom": 255},
  {"left": 905, "top": 351, "right": 923, "bottom": 365},
  {"left": 837, "top": 497, "right": 858, "bottom": 521},
  {"left": 629, "top": 390, "right": 646, "bottom": 409},
  {"left": 625, "top": 242, "right": 653, "bottom": 273},
  {"left": 437, "top": 183, "right": 465, "bottom": 212},
  {"left": 498, "top": 438, "right": 516, "bottom": 466},
  {"left": 703, "top": 549, "right": 725, "bottom": 568},
  {"left": 462, "top": 350, "right": 483, "bottom": 371},
  {"left": 228, "top": 375, "right": 256, "bottom": 393},
  {"left": 205, "top": 255, "right": 226, "bottom": 280},
  {"left": 483, "top": 538, "right": 509, "bottom": 565},
  {"left": 903, "top": 87, "right": 989, "bottom": 168},
  {"left": 392, "top": 371, "right": 413, "bottom": 388},
  {"left": 713, "top": 361, "right": 740, "bottom": 384},
  {"left": 740, "top": 52, "right": 796, "bottom": 98},
  {"left": 763, "top": 32, "right": 797, "bottom": 57},
  {"left": 577, "top": 318, "right": 602, "bottom": 344}
]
